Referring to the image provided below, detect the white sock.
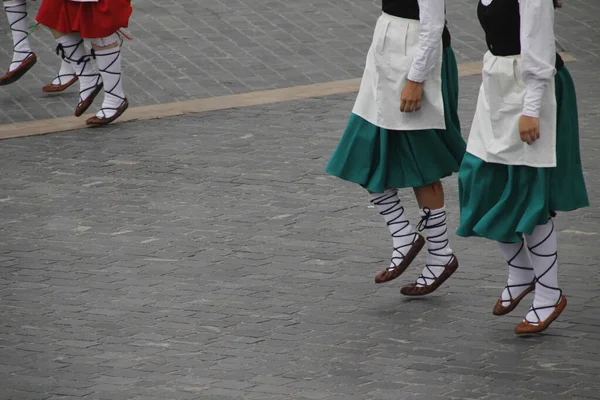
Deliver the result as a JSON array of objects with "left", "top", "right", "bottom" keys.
[
  {"left": 52, "top": 58, "right": 77, "bottom": 86},
  {"left": 4, "top": 0, "right": 32, "bottom": 71},
  {"left": 524, "top": 219, "right": 561, "bottom": 323},
  {"left": 498, "top": 241, "right": 535, "bottom": 303},
  {"left": 416, "top": 207, "right": 454, "bottom": 287},
  {"left": 56, "top": 34, "right": 101, "bottom": 103},
  {"left": 370, "top": 189, "right": 418, "bottom": 271},
  {"left": 93, "top": 46, "right": 126, "bottom": 118}
]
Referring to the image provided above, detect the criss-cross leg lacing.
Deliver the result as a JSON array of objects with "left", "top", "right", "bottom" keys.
[
  {"left": 5, "top": 1, "right": 33, "bottom": 72},
  {"left": 523, "top": 219, "right": 563, "bottom": 326},
  {"left": 55, "top": 38, "right": 102, "bottom": 111},
  {"left": 399, "top": 207, "right": 458, "bottom": 296},
  {"left": 492, "top": 240, "right": 536, "bottom": 316},
  {"left": 499, "top": 241, "right": 535, "bottom": 306},
  {"left": 92, "top": 47, "right": 127, "bottom": 119},
  {"left": 414, "top": 208, "right": 454, "bottom": 287},
  {"left": 372, "top": 191, "right": 419, "bottom": 271},
  {"left": 370, "top": 190, "right": 423, "bottom": 284},
  {"left": 50, "top": 57, "right": 77, "bottom": 87}
]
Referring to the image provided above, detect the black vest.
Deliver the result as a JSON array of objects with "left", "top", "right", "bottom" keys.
[
  {"left": 478, "top": 0, "right": 563, "bottom": 69},
  {"left": 382, "top": 0, "right": 451, "bottom": 48}
]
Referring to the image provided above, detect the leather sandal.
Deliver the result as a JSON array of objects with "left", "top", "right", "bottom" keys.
[
  {"left": 86, "top": 98, "right": 129, "bottom": 126},
  {"left": 75, "top": 78, "right": 103, "bottom": 117},
  {"left": 1, "top": 5, "right": 37, "bottom": 86},
  {"left": 374, "top": 234, "right": 425, "bottom": 283},
  {"left": 0, "top": 52, "right": 37, "bottom": 86},
  {"left": 514, "top": 295, "right": 567, "bottom": 335},
  {"left": 43, "top": 75, "right": 78, "bottom": 93},
  {"left": 400, "top": 255, "right": 458, "bottom": 296},
  {"left": 493, "top": 280, "right": 536, "bottom": 316}
]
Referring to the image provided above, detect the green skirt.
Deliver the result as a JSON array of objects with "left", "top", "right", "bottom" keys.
[
  {"left": 325, "top": 46, "right": 467, "bottom": 193},
  {"left": 456, "top": 66, "right": 589, "bottom": 243}
]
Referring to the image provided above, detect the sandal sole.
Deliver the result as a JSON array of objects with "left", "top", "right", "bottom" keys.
[
  {"left": 492, "top": 281, "right": 536, "bottom": 316},
  {"left": 0, "top": 54, "right": 37, "bottom": 86},
  {"left": 43, "top": 76, "right": 78, "bottom": 93},
  {"left": 514, "top": 296, "right": 567, "bottom": 335},
  {"left": 374, "top": 235, "right": 425, "bottom": 284},
  {"left": 75, "top": 82, "right": 104, "bottom": 117},
  {"left": 86, "top": 98, "right": 129, "bottom": 126},
  {"left": 400, "top": 256, "right": 459, "bottom": 296}
]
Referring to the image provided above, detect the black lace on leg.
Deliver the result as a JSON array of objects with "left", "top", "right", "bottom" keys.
[
  {"left": 56, "top": 40, "right": 101, "bottom": 104},
  {"left": 525, "top": 219, "right": 562, "bottom": 324},
  {"left": 92, "top": 48, "right": 126, "bottom": 119},
  {"left": 499, "top": 240, "right": 535, "bottom": 305},
  {"left": 50, "top": 44, "right": 76, "bottom": 86},
  {"left": 415, "top": 208, "right": 452, "bottom": 286},
  {"left": 5, "top": 2, "right": 33, "bottom": 69},
  {"left": 371, "top": 190, "right": 417, "bottom": 271}
]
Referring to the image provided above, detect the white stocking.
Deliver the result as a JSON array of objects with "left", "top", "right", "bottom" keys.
[
  {"left": 93, "top": 45, "right": 126, "bottom": 118},
  {"left": 51, "top": 58, "right": 77, "bottom": 86},
  {"left": 497, "top": 241, "right": 535, "bottom": 304},
  {"left": 415, "top": 207, "right": 454, "bottom": 287},
  {"left": 4, "top": 0, "right": 32, "bottom": 71},
  {"left": 55, "top": 34, "right": 101, "bottom": 103},
  {"left": 524, "top": 219, "right": 561, "bottom": 323},
  {"left": 370, "top": 189, "right": 418, "bottom": 270}
]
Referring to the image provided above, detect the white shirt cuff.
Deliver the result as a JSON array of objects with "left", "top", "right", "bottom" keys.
[{"left": 522, "top": 78, "right": 548, "bottom": 118}]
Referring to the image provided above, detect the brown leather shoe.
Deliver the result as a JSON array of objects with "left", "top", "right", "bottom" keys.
[
  {"left": 43, "top": 75, "right": 78, "bottom": 93},
  {"left": 492, "top": 280, "right": 536, "bottom": 316},
  {"left": 0, "top": 53, "right": 37, "bottom": 86},
  {"left": 74, "top": 79, "right": 103, "bottom": 117},
  {"left": 86, "top": 98, "right": 129, "bottom": 126},
  {"left": 514, "top": 295, "right": 567, "bottom": 335},
  {"left": 374, "top": 234, "right": 425, "bottom": 284},
  {"left": 400, "top": 256, "right": 458, "bottom": 296}
]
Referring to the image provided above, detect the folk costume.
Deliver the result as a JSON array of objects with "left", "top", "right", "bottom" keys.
[
  {"left": 456, "top": 0, "right": 588, "bottom": 334},
  {"left": 326, "top": 0, "right": 466, "bottom": 296},
  {"left": 1, "top": 0, "right": 37, "bottom": 85},
  {"left": 36, "top": 0, "right": 132, "bottom": 125},
  {"left": 1, "top": 0, "right": 78, "bottom": 90}
]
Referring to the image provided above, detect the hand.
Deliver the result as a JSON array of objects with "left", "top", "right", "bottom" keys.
[
  {"left": 519, "top": 115, "right": 540, "bottom": 145},
  {"left": 400, "top": 80, "right": 424, "bottom": 113}
]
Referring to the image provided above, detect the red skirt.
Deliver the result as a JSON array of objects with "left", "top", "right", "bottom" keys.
[{"left": 36, "top": 0, "right": 132, "bottom": 38}]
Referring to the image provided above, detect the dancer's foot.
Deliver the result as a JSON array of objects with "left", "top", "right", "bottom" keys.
[
  {"left": 514, "top": 295, "right": 567, "bottom": 335},
  {"left": 0, "top": 52, "right": 36, "bottom": 86},
  {"left": 86, "top": 98, "right": 129, "bottom": 126}
]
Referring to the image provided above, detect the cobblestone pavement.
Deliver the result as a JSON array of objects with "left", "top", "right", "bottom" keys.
[
  {"left": 1, "top": 1, "right": 600, "bottom": 399},
  {"left": 1, "top": 0, "right": 598, "bottom": 123}
]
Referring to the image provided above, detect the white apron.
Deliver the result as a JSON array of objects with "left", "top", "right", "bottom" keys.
[
  {"left": 467, "top": 51, "right": 557, "bottom": 167},
  {"left": 352, "top": 13, "right": 446, "bottom": 131}
]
